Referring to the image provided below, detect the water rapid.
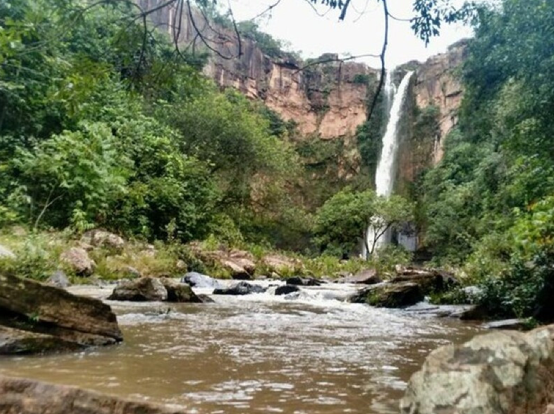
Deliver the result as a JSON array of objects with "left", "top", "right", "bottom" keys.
[{"left": 0, "top": 281, "right": 480, "bottom": 414}]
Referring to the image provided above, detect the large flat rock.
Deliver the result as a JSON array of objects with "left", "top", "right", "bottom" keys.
[
  {"left": 0, "top": 375, "right": 185, "bottom": 414},
  {"left": 0, "top": 273, "right": 122, "bottom": 353}
]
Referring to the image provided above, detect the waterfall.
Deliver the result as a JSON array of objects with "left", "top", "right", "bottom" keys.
[{"left": 365, "top": 70, "right": 414, "bottom": 257}]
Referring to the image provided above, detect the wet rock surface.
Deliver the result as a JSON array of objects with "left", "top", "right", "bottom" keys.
[
  {"left": 339, "top": 269, "right": 381, "bottom": 285},
  {"left": 286, "top": 276, "right": 322, "bottom": 286},
  {"left": 0, "top": 374, "right": 185, "bottom": 414},
  {"left": 275, "top": 285, "right": 300, "bottom": 296},
  {"left": 401, "top": 324, "right": 554, "bottom": 414},
  {"left": 160, "top": 278, "right": 202, "bottom": 303},
  {"left": 182, "top": 272, "right": 221, "bottom": 289},
  {"left": 213, "top": 281, "right": 266, "bottom": 295},
  {"left": 0, "top": 273, "right": 122, "bottom": 354},
  {"left": 108, "top": 277, "right": 168, "bottom": 302}
]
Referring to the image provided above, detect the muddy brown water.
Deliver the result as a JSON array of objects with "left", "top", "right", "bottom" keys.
[{"left": 0, "top": 282, "right": 481, "bottom": 413}]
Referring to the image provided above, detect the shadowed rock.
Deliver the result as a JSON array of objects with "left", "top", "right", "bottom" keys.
[
  {"left": 0, "top": 374, "right": 185, "bottom": 414},
  {"left": 213, "top": 281, "right": 266, "bottom": 295},
  {"left": 0, "top": 273, "right": 122, "bottom": 354}
]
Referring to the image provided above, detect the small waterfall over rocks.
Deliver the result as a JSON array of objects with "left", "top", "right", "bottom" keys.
[{"left": 365, "top": 70, "right": 414, "bottom": 257}]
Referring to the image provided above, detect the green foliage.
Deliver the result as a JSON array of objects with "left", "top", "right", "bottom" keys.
[
  {"left": 13, "top": 122, "right": 130, "bottom": 228},
  {"left": 314, "top": 187, "right": 375, "bottom": 256},
  {"left": 314, "top": 187, "right": 414, "bottom": 257}
]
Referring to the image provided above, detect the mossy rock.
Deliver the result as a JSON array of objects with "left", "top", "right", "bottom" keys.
[{"left": 365, "top": 282, "right": 424, "bottom": 308}]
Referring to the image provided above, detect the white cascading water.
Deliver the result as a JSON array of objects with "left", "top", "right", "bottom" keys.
[{"left": 365, "top": 70, "right": 414, "bottom": 257}]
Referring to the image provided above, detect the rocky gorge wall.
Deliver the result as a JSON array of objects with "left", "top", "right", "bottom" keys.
[{"left": 138, "top": 0, "right": 465, "bottom": 179}]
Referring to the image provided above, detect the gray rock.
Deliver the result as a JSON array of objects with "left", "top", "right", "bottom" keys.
[
  {"left": 400, "top": 325, "right": 554, "bottom": 414},
  {"left": 182, "top": 272, "right": 221, "bottom": 289},
  {"left": 0, "top": 245, "right": 15, "bottom": 260},
  {"left": 197, "top": 294, "right": 215, "bottom": 303},
  {"left": 482, "top": 318, "right": 529, "bottom": 331},
  {"left": 0, "top": 374, "right": 185, "bottom": 413},
  {"left": 59, "top": 247, "right": 95, "bottom": 276},
  {"left": 213, "top": 282, "right": 266, "bottom": 295},
  {"left": 159, "top": 278, "right": 201, "bottom": 303},
  {"left": 108, "top": 277, "right": 167, "bottom": 301},
  {"left": 46, "top": 271, "right": 71, "bottom": 288}
]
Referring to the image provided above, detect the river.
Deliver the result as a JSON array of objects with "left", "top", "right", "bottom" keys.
[{"left": 0, "top": 281, "right": 481, "bottom": 413}]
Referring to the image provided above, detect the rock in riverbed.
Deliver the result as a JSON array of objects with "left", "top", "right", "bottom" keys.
[
  {"left": 400, "top": 324, "right": 554, "bottom": 414},
  {"left": 286, "top": 276, "right": 322, "bottom": 286},
  {"left": 350, "top": 282, "right": 424, "bottom": 308},
  {"left": 0, "top": 273, "right": 122, "bottom": 354},
  {"left": 0, "top": 374, "right": 184, "bottom": 414},
  {"left": 181, "top": 272, "right": 221, "bottom": 289},
  {"left": 108, "top": 277, "right": 204, "bottom": 303},
  {"left": 108, "top": 277, "right": 168, "bottom": 302},
  {"left": 213, "top": 281, "right": 266, "bottom": 295},
  {"left": 275, "top": 285, "right": 300, "bottom": 296}
]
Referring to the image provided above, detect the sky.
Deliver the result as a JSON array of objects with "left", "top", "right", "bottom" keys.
[{"left": 227, "top": 0, "right": 474, "bottom": 68}]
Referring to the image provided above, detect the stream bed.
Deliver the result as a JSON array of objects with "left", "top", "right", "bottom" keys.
[{"left": 0, "top": 282, "right": 481, "bottom": 413}]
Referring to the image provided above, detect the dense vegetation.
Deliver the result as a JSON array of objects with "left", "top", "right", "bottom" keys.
[
  {"left": 0, "top": 0, "right": 312, "bottom": 248},
  {"left": 418, "top": 0, "right": 554, "bottom": 320}
]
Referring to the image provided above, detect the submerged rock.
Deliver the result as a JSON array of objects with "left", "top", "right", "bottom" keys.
[
  {"left": 401, "top": 325, "right": 554, "bottom": 414},
  {"left": 182, "top": 272, "right": 221, "bottom": 289},
  {"left": 349, "top": 282, "right": 424, "bottom": 308},
  {"left": 160, "top": 278, "right": 201, "bottom": 303},
  {"left": 275, "top": 285, "right": 300, "bottom": 296},
  {"left": 59, "top": 247, "right": 95, "bottom": 276},
  {"left": 213, "top": 281, "right": 266, "bottom": 295},
  {"left": 0, "top": 273, "right": 122, "bottom": 354},
  {"left": 0, "top": 374, "right": 185, "bottom": 414},
  {"left": 108, "top": 277, "right": 167, "bottom": 302}
]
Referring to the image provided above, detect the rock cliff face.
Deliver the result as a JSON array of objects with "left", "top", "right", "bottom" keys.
[
  {"left": 413, "top": 40, "right": 467, "bottom": 163},
  {"left": 138, "top": 0, "right": 465, "bottom": 173}
]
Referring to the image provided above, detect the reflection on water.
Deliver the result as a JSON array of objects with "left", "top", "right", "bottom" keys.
[{"left": 0, "top": 283, "right": 481, "bottom": 413}]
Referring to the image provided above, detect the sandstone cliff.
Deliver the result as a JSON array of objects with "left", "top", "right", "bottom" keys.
[{"left": 138, "top": 0, "right": 466, "bottom": 177}]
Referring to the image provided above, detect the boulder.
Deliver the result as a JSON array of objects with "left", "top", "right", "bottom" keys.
[
  {"left": 400, "top": 325, "right": 554, "bottom": 414},
  {"left": 213, "top": 281, "right": 266, "bottom": 295},
  {"left": 262, "top": 254, "right": 302, "bottom": 275},
  {"left": 275, "top": 285, "right": 300, "bottom": 296},
  {"left": 0, "top": 245, "right": 15, "bottom": 260},
  {"left": 341, "top": 269, "right": 381, "bottom": 285},
  {"left": 81, "top": 229, "right": 125, "bottom": 250},
  {"left": 286, "top": 276, "right": 322, "bottom": 286},
  {"left": 350, "top": 282, "right": 424, "bottom": 308},
  {"left": 108, "top": 277, "right": 168, "bottom": 302},
  {"left": 60, "top": 247, "right": 95, "bottom": 276},
  {"left": 46, "top": 270, "right": 71, "bottom": 288},
  {"left": 0, "top": 273, "right": 122, "bottom": 354},
  {"left": 391, "top": 266, "right": 458, "bottom": 294},
  {"left": 182, "top": 272, "right": 221, "bottom": 289},
  {"left": 159, "top": 278, "right": 201, "bottom": 303},
  {"left": 0, "top": 374, "right": 185, "bottom": 414}
]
